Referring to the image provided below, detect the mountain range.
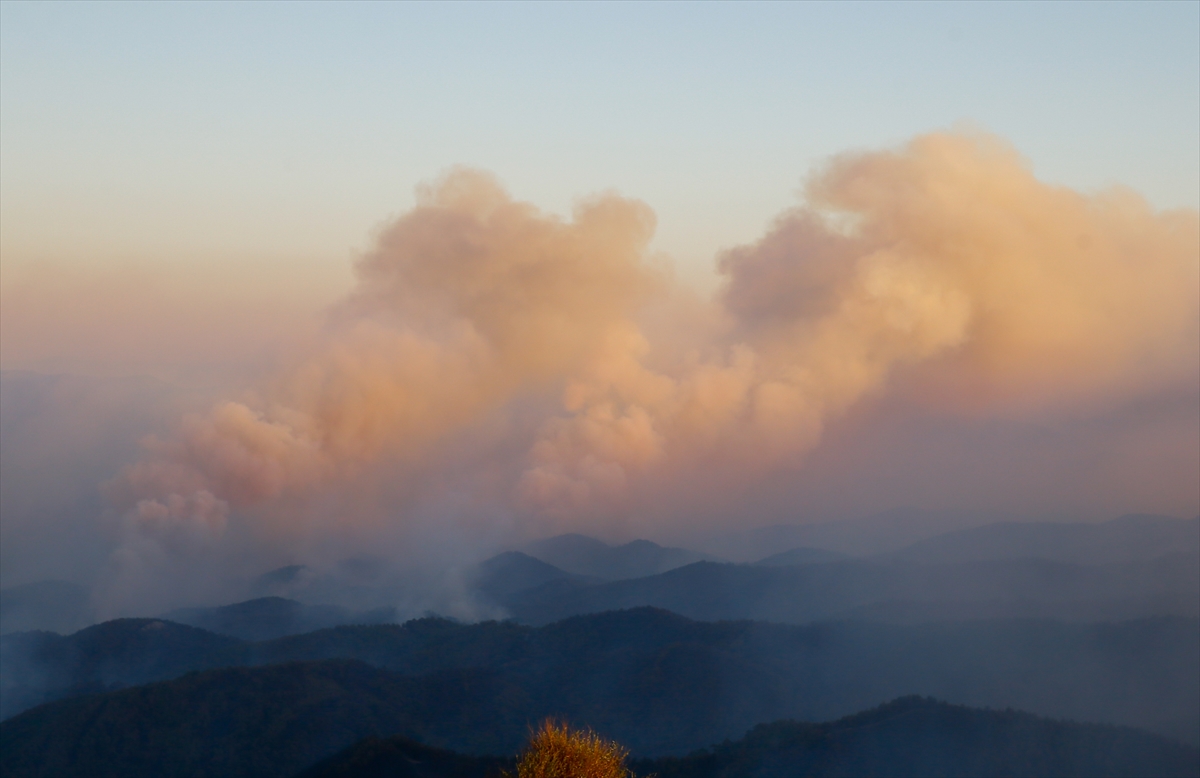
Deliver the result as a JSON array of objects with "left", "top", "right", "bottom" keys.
[
  {"left": 4, "top": 607, "right": 1197, "bottom": 747},
  {"left": 302, "top": 697, "right": 1200, "bottom": 778},
  {"left": 467, "top": 514, "right": 1200, "bottom": 627},
  {"left": 4, "top": 660, "right": 1196, "bottom": 778},
  {"left": 523, "top": 533, "right": 717, "bottom": 579},
  {"left": 493, "top": 552, "right": 1199, "bottom": 626},
  {"left": 4, "top": 513, "right": 1193, "bottom": 635},
  {"left": 4, "top": 512, "right": 1197, "bottom": 775},
  {"left": 165, "top": 596, "right": 397, "bottom": 642}
]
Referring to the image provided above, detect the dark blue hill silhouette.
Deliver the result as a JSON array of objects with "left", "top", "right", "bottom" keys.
[
  {"left": 165, "top": 596, "right": 396, "bottom": 641},
  {"left": 3, "top": 608, "right": 1197, "bottom": 747},
  {"left": 755, "top": 546, "right": 849, "bottom": 566},
  {"left": 500, "top": 552, "right": 1200, "bottom": 626},
  {"left": 524, "top": 533, "right": 716, "bottom": 579},
  {"left": 302, "top": 697, "right": 1200, "bottom": 778},
  {"left": 251, "top": 564, "right": 312, "bottom": 597},
  {"left": 3, "top": 660, "right": 1197, "bottom": 778},
  {"left": 634, "top": 696, "right": 1200, "bottom": 778},
  {"left": 0, "top": 659, "right": 529, "bottom": 778},
  {"left": 0, "top": 618, "right": 242, "bottom": 719},
  {"left": 469, "top": 551, "right": 589, "bottom": 604}
]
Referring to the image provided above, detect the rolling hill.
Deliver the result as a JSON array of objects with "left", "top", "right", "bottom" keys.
[
  {"left": 499, "top": 552, "right": 1200, "bottom": 626},
  {"left": 4, "top": 608, "right": 1197, "bottom": 747},
  {"left": 165, "top": 596, "right": 397, "bottom": 641},
  {"left": 304, "top": 697, "right": 1200, "bottom": 778},
  {"left": 4, "top": 659, "right": 1197, "bottom": 778},
  {"left": 524, "top": 534, "right": 717, "bottom": 579}
]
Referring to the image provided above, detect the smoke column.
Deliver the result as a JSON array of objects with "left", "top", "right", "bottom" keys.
[{"left": 101, "top": 131, "right": 1200, "bottom": 610}]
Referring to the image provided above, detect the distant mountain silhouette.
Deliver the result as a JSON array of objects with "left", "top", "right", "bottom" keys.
[
  {"left": 165, "top": 596, "right": 396, "bottom": 641},
  {"left": 888, "top": 514, "right": 1200, "bottom": 565},
  {"left": 0, "top": 581, "right": 92, "bottom": 635},
  {"left": 755, "top": 547, "right": 850, "bottom": 566},
  {"left": 470, "top": 551, "right": 590, "bottom": 605},
  {"left": 242, "top": 557, "right": 401, "bottom": 611},
  {"left": 524, "top": 533, "right": 717, "bottom": 579},
  {"left": 3, "top": 608, "right": 1196, "bottom": 747},
  {"left": 305, "top": 697, "right": 1200, "bottom": 778},
  {"left": 501, "top": 552, "right": 1199, "bottom": 627},
  {"left": 250, "top": 565, "right": 315, "bottom": 598},
  {"left": 462, "top": 518, "right": 1200, "bottom": 635},
  {"left": 0, "top": 618, "right": 243, "bottom": 719}
]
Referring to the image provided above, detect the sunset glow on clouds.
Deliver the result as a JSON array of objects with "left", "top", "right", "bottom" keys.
[
  {"left": 78, "top": 132, "right": 1197, "bottom": 610},
  {"left": 0, "top": 3, "right": 1196, "bottom": 611}
]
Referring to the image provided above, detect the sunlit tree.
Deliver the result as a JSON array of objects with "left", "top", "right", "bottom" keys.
[{"left": 511, "top": 719, "right": 634, "bottom": 778}]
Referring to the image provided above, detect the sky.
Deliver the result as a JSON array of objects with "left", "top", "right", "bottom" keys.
[
  {"left": 0, "top": 2, "right": 1197, "bottom": 603},
  {"left": 3, "top": 2, "right": 1197, "bottom": 288}
]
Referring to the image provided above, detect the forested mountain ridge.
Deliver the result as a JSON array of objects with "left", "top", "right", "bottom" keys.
[
  {"left": 301, "top": 697, "right": 1200, "bottom": 778},
  {"left": 3, "top": 514, "right": 1197, "bottom": 774},
  {"left": 0, "top": 660, "right": 527, "bottom": 778},
  {"left": 7, "top": 677, "right": 1195, "bottom": 778},
  {"left": 632, "top": 697, "right": 1200, "bottom": 778},
  {"left": 0, "top": 618, "right": 244, "bottom": 718},
  {"left": 4, "top": 608, "right": 1197, "bottom": 748}
]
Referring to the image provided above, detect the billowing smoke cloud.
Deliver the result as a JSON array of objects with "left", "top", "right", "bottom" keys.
[
  {"left": 99, "top": 131, "right": 1199, "bottom": 611},
  {"left": 519, "top": 132, "right": 1198, "bottom": 518},
  {"left": 98, "top": 168, "right": 661, "bottom": 609}
]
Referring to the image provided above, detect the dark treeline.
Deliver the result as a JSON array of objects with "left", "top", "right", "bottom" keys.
[
  {"left": 2, "top": 609, "right": 1197, "bottom": 764},
  {"left": 302, "top": 698, "right": 1200, "bottom": 778},
  {"left": 5, "top": 686, "right": 1197, "bottom": 778}
]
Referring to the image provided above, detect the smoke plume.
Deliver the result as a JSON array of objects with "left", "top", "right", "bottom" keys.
[{"left": 99, "top": 131, "right": 1199, "bottom": 610}]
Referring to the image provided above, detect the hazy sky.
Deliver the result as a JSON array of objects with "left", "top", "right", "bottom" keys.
[
  {"left": 1, "top": 2, "right": 1197, "bottom": 600},
  {"left": 2, "top": 1, "right": 1197, "bottom": 290}
]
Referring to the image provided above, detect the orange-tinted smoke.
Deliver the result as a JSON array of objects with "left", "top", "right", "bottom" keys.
[
  {"left": 106, "top": 132, "right": 1199, "bottom": 568},
  {"left": 521, "top": 131, "right": 1198, "bottom": 520},
  {"left": 106, "top": 169, "right": 660, "bottom": 548}
]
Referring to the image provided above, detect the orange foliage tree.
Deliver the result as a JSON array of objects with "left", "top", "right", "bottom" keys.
[{"left": 511, "top": 719, "right": 635, "bottom": 778}]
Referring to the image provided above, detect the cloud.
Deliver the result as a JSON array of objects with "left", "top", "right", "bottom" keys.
[
  {"left": 81, "top": 133, "right": 1198, "bottom": 610},
  {"left": 527, "top": 131, "right": 1198, "bottom": 520}
]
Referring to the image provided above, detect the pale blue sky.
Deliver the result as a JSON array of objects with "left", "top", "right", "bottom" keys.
[{"left": 2, "top": 1, "right": 1198, "bottom": 289}]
